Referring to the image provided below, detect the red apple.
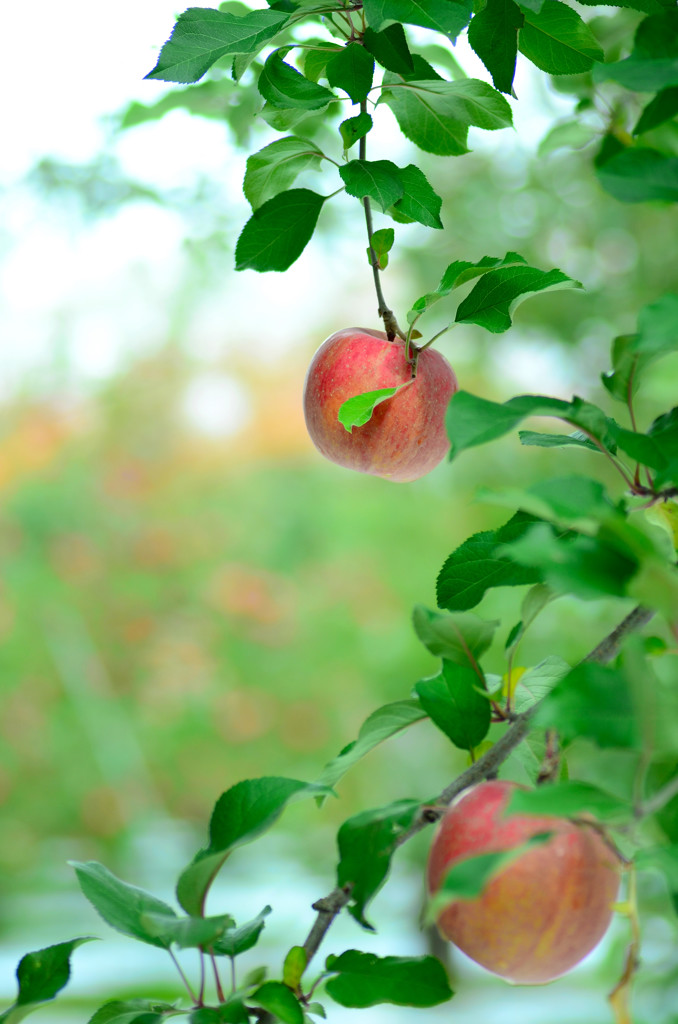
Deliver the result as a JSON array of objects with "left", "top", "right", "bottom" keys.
[
  {"left": 427, "top": 780, "right": 621, "bottom": 984},
  {"left": 302, "top": 328, "right": 458, "bottom": 482}
]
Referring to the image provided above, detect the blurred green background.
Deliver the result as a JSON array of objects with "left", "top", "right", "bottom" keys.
[{"left": 1, "top": 2, "right": 677, "bottom": 1021}]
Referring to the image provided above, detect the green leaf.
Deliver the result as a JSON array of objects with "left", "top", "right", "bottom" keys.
[
  {"left": 235, "top": 189, "right": 325, "bottom": 273},
  {"left": 339, "top": 112, "right": 373, "bottom": 150},
  {"left": 315, "top": 701, "right": 428, "bottom": 792},
  {"left": 71, "top": 861, "right": 177, "bottom": 948},
  {"left": 445, "top": 392, "right": 609, "bottom": 461},
  {"left": 367, "top": 227, "right": 395, "bottom": 270},
  {"left": 212, "top": 906, "right": 271, "bottom": 957},
  {"left": 380, "top": 77, "right": 512, "bottom": 156},
  {"left": 511, "top": 655, "right": 572, "bottom": 713},
  {"left": 303, "top": 41, "right": 343, "bottom": 83},
  {"left": 534, "top": 662, "right": 641, "bottom": 748},
  {"left": 634, "top": 87, "right": 678, "bottom": 135},
  {"left": 283, "top": 946, "right": 307, "bottom": 990},
  {"left": 145, "top": 8, "right": 288, "bottom": 83},
  {"left": 468, "top": 0, "right": 524, "bottom": 94},
  {"left": 436, "top": 511, "right": 544, "bottom": 611},
  {"left": 337, "top": 382, "right": 411, "bottom": 432},
  {"left": 259, "top": 51, "right": 336, "bottom": 109},
  {"left": 190, "top": 1001, "right": 249, "bottom": 1024},
  {"left": 326, "top": 43, "right": 374, "bottom": 104},
  {"left": 363, "top": 24, "right": 414, "bottom": 74},
  {"left": 455, "top": 264, "right": 583, "bottom": 332},
  {"left": 337, "top": 800, "right": 420, "bottom": 929},
  {"left": 243, "top": 137, "right": 324, "bottom": 210},
  {"left": 537, "top": 118, "right": 600, "bottom": 156},
  {"left": 499, "top": 521, "right": 639, "bottom": 601},
  {"left": 363, "top": 0, "right": 472, "bottom": 37},
  {"left": 603, "top": 295, "right": 678, "bottom": 405},
  {"left": 506, "top": 781, "right": 631, "bottom": 819},
  {"left": 635, "top": 846, "right": 678, "bottom": 912},
  {"left": 0, "top": 939, "right": 94, "bottom": 1024},
  {"left": 478, "top": 473, "right": 616, "bottom": 527},
  {"left": 519, "top": 0, "right": 604, "bottom": 76},
  {"left": 595, "top": 142, "right": 678, "bottom": 204},
  {"left": 339, "top": 159, "right": 404, "bottom": 212},
  {"left": 251, "top": 982, "right": 304, "bottom": 1024},
  {"left": 325, "top": 950, "right": 453, "bottom": 1007},
  {"left": 176, "top": 778, "right": 331, "bottom": 915},
  {"left": 138, "top": 912, "right": 235, "bottom": 950},
  {"left": 594, "top": 12, "right": 678, "bottom": 92},
  {"left": 519, "top": 428, "right": 605, "bottom": 451},
  {"left": 414, "top": 660, "right": 491, "bottom": 750},
  {"left": 390, "top": 165, "right": 443, "bottom": 228},
  {"left": 408, "top": 252, "right": 527, "bottom": 323},
  {"left": 88, "top": 1000, "right": 177, "bottom": 1024},
  {"left": 412, "top": 605, "right": 499, "bottom": 664}
]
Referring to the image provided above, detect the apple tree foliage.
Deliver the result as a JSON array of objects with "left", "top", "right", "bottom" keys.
[{"left": 4, "top": 1, "right": 678, "bottom": 1023}]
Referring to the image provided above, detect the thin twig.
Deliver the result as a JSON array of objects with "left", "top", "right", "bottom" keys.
[{"left": 637, "top": 773, "right": 678, "bottom": 817}]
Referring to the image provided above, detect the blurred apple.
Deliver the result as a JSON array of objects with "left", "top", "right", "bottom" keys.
[
  {"left": 427, "top": 780, "right": 621, "bottom": 984},
  {"left": 303, "top": 327, "right": 457, "bottom": 482}
]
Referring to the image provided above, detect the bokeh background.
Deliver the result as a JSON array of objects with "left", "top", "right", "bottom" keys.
[{"left": 1, "top": 2, "right": 677, "bottom": 1021}]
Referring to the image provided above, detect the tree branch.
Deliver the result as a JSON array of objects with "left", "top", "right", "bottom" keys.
[{"left": 297, "top": 602, "right": 653, "bottom": 978}]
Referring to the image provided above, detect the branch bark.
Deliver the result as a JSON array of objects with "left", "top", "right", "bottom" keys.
[{"left": 297, "top": 602, "right": 653, "bottom": 977}]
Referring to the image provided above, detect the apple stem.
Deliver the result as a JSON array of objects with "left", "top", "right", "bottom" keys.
[{"left": 359, "top": 100, "right": 406, "bottom": 343}]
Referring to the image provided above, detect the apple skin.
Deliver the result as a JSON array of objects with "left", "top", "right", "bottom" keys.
[
  {"left": 427, "top": 780, "right": 621, "bottom": 985},
  {"left": 302, "top": 328, "right": 458, "bottom": 482}
]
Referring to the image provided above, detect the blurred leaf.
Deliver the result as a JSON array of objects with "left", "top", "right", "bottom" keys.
[
  {"left": 390, "top": 165, "right": 443, "bottom": 228},
  {"left": 538, "top": 118, "right": 599, "bottom": 156},
  {"left": 363, "top": 24, "right": 414, "bottom": 74},
  {"left": 243, "top": 137, "right": 325, "bottom": 210},
  {"left": 212, "top": 907, "right": 271, "bottom": 957},
  {"left": 414, "top": 660, "right": 491, "bottom": 751},
  {"left": 363, "top": 0, "right": 472, "bottom": 36},
  {"left": 436, "top": 511, "right": 542, "bottom": 611},
  {"left": 595, "top": 138, "right": 678, "bottom": 203},
  {"left": 455, "top": 264, "right": 583, "bottom": 333},
  {"left": 412, "top": 605, "right": 499, "bottom": 663},
  {"left": 324, "top": 950, "right": 453, "bottom": 1007},
  {"left": 89, "top": 1001, "right": 177, "bottom": 1024},
  {"left": 534, "top": 662, "right": 641, "bottom": 748},
  {"left": 145, "top": 9, "right": 288, "bottom": 83},
  {"left": 468, "top": 0, "right": 524, "bottom": 94},
  {"left": 634, "top": 846, "right": 678, "bottom": 912},
  {"left": 0, "top": 939, "right": 94, "bottom": 1024},
  {"left": 339, "top": 159, "right": 404, "bottom": 211},
  {"left": 283, "top": 947, "right": 307, "bottom": 990},
  {"left": 176, "top": 778, "right": 332, "bottom": 915},
  {"left": 337, "top": 382, "right": 411, "bottom": 432},
  {"left": 190, "top": 1001, "right": 249, "bottom": 1024},
  {"left": 259, "top": 51, "right": 336, "bottom": 109},
  {"left": 340, "top": 111, "right": 373, "bottom": 150},
  {"left": 235, "top": 189, "right": 325, "bottom": 272},
  {"left": 479, "top": 473, "right": 617, "bottom": 527},
  {"left": 138, "top": 912, "right": 235, "bottom": 950},
  {"left": 315, "top": 701, "right": 428, "bottom": 792},
  {"left": 506, "top": 781, "right": 631, "bottom": 819},
  {"left": 337, "top": 799, "right": 420, "bottom": 929},
  {"left": 445, "top": 392, "right": 610, "bottom": 460},
  {"left": 251, "top": 982, "right": 304, "bottom": 1024},
  {"left": 519, "top": 429, "right": 605, "bottom": 451},
  {"left": 72, "top": 861, "right": 177, "bottom": 948},
  {"left": 326, "top": 43, "right": 374, "bottom": 103},
  {"left": 634, "top": 86, "right": 678, "bottom": 135},
  {"left": 594, "top": 12, "right": 678, "bottom": 91},
  {"left": 519, "top": 0, "right": 603, "bottom": 75}
]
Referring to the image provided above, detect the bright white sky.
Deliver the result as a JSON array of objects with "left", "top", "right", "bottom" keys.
[{"left": 0, "top": 1, "right": 575, "bottom": 426}]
